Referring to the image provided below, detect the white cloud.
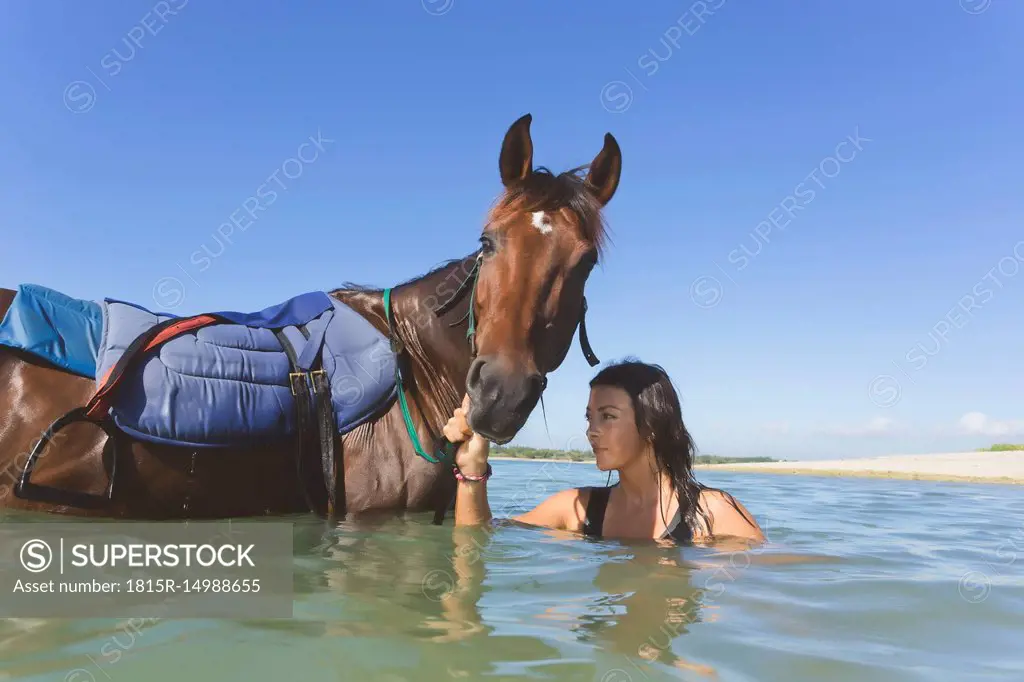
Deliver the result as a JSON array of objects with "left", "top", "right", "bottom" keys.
[
  {"left": 819, "top": 416, "right": 899, "bottom": 437},
  {"left": 956, "top": 412, "right": 1024, "bottom": 437}
]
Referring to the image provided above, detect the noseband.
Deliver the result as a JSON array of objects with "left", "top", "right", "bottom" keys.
[{"left": 381, "top": 250, "right": 600, "bottom": 465}]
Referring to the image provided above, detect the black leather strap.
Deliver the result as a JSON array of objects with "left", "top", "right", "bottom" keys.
[
  {"left": 578, "top": 297, "right": 599, "bottom": 367},
  {"left": 434, "top": 253, "right": 481, "bottom": 317},
  {"left": 289, "top": 371, "right": 319, "bottom": 513},
  {"left": 277, "top": 329, "right": 321, "bottom": 514},
  {"left": 431, "top": 439, "right": 459, "bottom": 525},
  {"left": 310, "top": 368, "right": 342, "bottom": 518}
]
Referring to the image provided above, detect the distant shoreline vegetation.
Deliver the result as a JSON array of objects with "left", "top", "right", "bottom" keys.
[
  {"left": 490, "top": 445, "right": 777, "bottom": 464},
  {"left": 976, "top": 443, "right": 1024, "bottom": 452}
]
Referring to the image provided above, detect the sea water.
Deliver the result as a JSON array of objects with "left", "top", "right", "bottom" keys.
[{"left": 1, "top": 459, "right": 1021, "bottom": 681}]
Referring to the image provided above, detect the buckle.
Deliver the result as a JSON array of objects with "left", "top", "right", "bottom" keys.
[
  {"left": 289, "top": 371, "right": 308, "bottom": 396},
  {"left": 390, "top": 336, "right": 404, "bottom": 354}
]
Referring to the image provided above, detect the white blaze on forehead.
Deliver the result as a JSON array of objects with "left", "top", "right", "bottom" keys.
[{"left": 531, "top": 211, "right": 553, "bottom": 235}]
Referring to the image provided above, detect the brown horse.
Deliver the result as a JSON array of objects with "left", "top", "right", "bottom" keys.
[{"left": 0, "top": 114, "right": 621, "bottom": 520}]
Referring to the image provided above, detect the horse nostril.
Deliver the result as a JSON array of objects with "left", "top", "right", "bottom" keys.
[{"left": 466, "top": 357, "right": 486, "bottom": 390}]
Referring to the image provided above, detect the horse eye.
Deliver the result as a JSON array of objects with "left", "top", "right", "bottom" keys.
[{"left": 479, "top": 235, "right": 497, "bottom": 255}]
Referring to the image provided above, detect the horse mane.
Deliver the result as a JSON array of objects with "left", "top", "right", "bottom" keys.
[
  {"left": 331, "top": 257, "right": 473, "bottom": 295},
  {"left": 497, "top": 165, "right": 609, "bottom": 257}
]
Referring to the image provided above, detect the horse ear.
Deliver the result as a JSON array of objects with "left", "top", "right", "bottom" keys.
[
  {"left": 585, "top": 133, "right": 622, "bottom": 206},
  {"left": 499, "top": 113, "right": 534, "bottom": 186}
]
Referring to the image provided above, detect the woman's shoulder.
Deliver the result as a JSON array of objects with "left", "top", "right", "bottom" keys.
[
  {"left": 512, "top": 486, "right": 590, "bottom": 532},
  {"left": 694, "top": 487, "right": 765, "bottom": 542}
]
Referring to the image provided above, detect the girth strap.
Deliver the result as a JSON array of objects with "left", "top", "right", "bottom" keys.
[
  {"left": 276, "top": 325, "right": 339, "bottom": 517},
  {"left": 311, "top": 368, "right": 342, "bottom": 517}
]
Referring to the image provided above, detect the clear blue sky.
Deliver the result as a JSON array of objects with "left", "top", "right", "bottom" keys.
[{"left": 2, "top": 1, "right": 1021, "bottom": 459}]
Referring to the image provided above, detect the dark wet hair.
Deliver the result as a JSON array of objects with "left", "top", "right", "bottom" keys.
[{"left": 589, "top": 358, "right": 711, "bottom": 537}]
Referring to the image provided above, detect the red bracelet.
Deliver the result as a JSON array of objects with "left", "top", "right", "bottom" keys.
[{"left": 454, "top": 463, "right": 492, "bottom": 482}]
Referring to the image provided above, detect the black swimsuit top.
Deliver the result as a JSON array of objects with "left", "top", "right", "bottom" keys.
[{"left": 581, "top": 485, "right": 692, "bottom": 544}]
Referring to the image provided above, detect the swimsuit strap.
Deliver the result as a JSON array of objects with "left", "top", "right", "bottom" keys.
[
  {"left": 582, "top": 486, "right": 612, "bottom": 538},
  {"left": 661, "top": 503, "right": 693, "bottom": 544}
]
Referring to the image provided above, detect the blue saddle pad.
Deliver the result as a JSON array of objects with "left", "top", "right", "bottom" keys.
[
  {"left": 0, "top": 283, "right": 103, "bottom": 378},
  {"left": 97, "top": 292, "right": 398, "bottom": 448},
  {"left": 0, "top": 283, "right": 398, "bottom": 448}
]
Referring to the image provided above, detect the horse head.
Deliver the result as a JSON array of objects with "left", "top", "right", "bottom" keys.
[{"left": 463, "top": 113, "right": 621, "bottom": 443}]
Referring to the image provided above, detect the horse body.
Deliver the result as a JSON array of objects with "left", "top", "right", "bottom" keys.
[
  {"left": 0, "top": 114, "right": 621, "bottom": 520},
  {"left": 0, "top": 257, "right": 476, "bottom": 519}
]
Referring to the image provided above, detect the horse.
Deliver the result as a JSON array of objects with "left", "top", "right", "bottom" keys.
[{"left": 0, "top": 113, "right": 621, "bottom": 521}]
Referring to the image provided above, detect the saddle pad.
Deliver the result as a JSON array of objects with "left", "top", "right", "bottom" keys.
[
  {"left": 97, "top": 292, "right": 397, "bottom": 448},
  {"left": 0, "top": 283, "right": 104, "bottom": 378}
]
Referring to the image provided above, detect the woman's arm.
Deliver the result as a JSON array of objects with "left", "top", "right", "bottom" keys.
[
  {"left": 443, "top": 396, "right": 582, "bottom": 530},
  {"left": 443, "top": 397, "right": 493, "bottom": 527},
  {"left": 450, "top": 443, "right": 580, "bottom": 530},
  {"left": 452, "top": 434, "right": 492, "bottom": 526}
]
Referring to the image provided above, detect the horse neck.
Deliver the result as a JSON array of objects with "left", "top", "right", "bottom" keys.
[{"left": 332, "top": 254, "right": 478, "bottom": 433}]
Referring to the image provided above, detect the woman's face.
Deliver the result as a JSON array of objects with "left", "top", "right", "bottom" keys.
[{"left": 585, "top": 385, "right": 647, "bottom": 471}]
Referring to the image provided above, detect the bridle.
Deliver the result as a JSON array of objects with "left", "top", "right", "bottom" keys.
[
  {"left": 381, "top": 249, "right": 599, "bottom": 465},
  {"left": 432, "top": 251, "right": 485, "bottom": 357}
]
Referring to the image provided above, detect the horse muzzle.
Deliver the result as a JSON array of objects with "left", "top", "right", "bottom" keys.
[{"left": 465, "top": 355, "right": 546, "bottom": 443}]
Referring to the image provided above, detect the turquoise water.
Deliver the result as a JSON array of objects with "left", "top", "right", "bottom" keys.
[{"left": 2, "top": 459, "right": 1022, "bottom": 681}]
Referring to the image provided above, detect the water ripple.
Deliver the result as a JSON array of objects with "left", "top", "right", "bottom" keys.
[{"left": 3, "top": 462, "right": 1023, "bottom": 681}]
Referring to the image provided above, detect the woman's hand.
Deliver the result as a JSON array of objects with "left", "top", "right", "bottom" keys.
[{"left": 442, "top": 394, "right": 490, "bottom": 477}]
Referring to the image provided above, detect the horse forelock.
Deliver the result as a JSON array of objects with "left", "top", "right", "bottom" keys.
[{"left": 492, "top": 166, "right": 607, "bottom": 258}]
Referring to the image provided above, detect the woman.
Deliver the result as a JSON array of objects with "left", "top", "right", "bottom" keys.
[{"left": 443, "top": 359, "right": 765, "bottom": 544}]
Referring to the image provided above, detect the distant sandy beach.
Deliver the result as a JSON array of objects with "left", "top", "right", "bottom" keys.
[
  {"left": 697, "top": 451, "right": 1024, "bottom": 485},
  {"left": 490, "top": 456, "right": 592, "bottom": 464}
]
